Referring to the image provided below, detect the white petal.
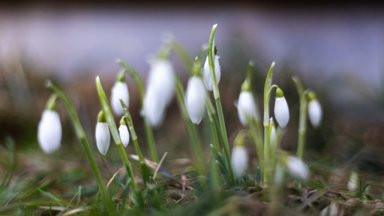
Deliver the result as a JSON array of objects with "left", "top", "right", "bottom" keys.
[
  {"left": 119, "top": 125, "right": 130, "bottom": 147},
  {"left": 231, "top": 146, "right": 248, "bottom": 178},
  {"left": 95, "top": 122, "right": 110, "bottom": 155},
  {"left": 286, "top": 156, "right": 309, "bottom": 181},
  {"left": 203, "top": 55, "right": 221, "bottom": 91},
  {"left": 111, "top": 82, "right": 129, "bottom": 116},
  {"left": 38, "top": 110, "right": 62, "bottom": 154},
  {"left": 143, "top": 86, "right": 166, "bottom": 127},
  {"left": 308, "top": 100, "right": 322, "bottom": 127},
  {"left": 348, "top": 172, "right": 359, "bottom": 192},
  {"left": 274, "top": 97, "right": 290, "bottom": 128},
  {"left": 185, "top": 77, "right": 206, "bottom": 124},
  {"left": 147, "top": 60, "right": 175, "bottom": 106},
  {"left": 237, "top": 91, "right": 259, "bottom": 126}
]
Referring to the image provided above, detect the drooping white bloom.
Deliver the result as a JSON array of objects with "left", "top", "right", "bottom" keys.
[
  {"left": 237, "top": 91, "right": 259, "bottom": 126},
  {"left": 348, "top": 171, "right": 359, "bottom": 192},
  {"left": 231, "top": 146, "right": 249, "bottom": 178},
  {"left": 274, "top": 96, "right": 290, "bottom": 128},
  {"left": 286, "top": 156, "right": 309, "bottom": 181},
  {"left": 143, "top": 85, "right": 166, "bottom": 127},
  {"left": 147, "top": 60, "right": 175, "bottom": 106},
  {"left": 320, "top": 203, "right": 340, "bottom": 216},
  {"left": 95, "top": 122, "right": 110, "bottom": 155},
  {"left": 203, "top": 55, "right": 221, "bottom": 91},
  {"left": 111, "top": 81, "right": 129, "bottom": 116},
  {"left": 308, "top": 99, "right": 322, "bottom": 128},
  {"left": 38, "top": 110, "right": 62, "bottom": 154},
  {"left": 119, "top": 124, "right": 130, "bottom": 147},
  {"left": 185, "top": 77, "right": 206, "bottom": 124}
]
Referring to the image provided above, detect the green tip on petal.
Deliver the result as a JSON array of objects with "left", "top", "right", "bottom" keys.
[
  {"left": 234, "top": 130, "right": 248, "bottom": 147},
  {"left": 117, "top": 70, "right": 125, "bottom": 82},
  {"left": 276, "top": 88, "right": 284, "bottom": 98},
  {"left": 97, "top": 111, "right": 106, "bottom": 122}
]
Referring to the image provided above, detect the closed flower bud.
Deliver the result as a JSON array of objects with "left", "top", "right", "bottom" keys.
[
  {"left": 348, "top": 171, "right": 359, "bottom": 192},
  {"left": 286, "top": 156, "right": 310, "bottom": 181},
  {"left": 143, "top": 85, "right": 166, "bottom": 127},
  {"left": 231, "top": 146, "right": 249, "bottom": 178},
  {"left": 38, "top": 110, "right": 62, "bottom": 154},
  {"left": 203, "top": 55, "right": 221, "bottom": 91},
  {"left": 95, "top": 111, "right": 110, "bottom": 155},
  {"left": 185, "top": 77, "right": 206, "bottom": 124},
  {"left": 119, "top": 123, "right": 130, "bottom": 147},
  {"left": 147, "top": 60, "right": 175, "bottom": 106},
  {"left": 274, "top": 88, "right": 290, "bottom": 128},
  {"left": 308, "top": 99, "right": 322, "bottom": 128},
  {"left": 111, "top": 81, "right": 129, "bottom": 116},
  {"left": 237, "top": 91, "right": 259, "bottom": 126}
]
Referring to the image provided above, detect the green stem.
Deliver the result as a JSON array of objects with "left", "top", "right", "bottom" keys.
[
  {"left": 293, "top": 77, "right": 308, "bottom": 160},
  {"left": 175, "top": 78, "right": 205, "bottom": 175},
  {"left": 249, "top": 120, "right": 263, "bottom": 169},
  {"left": 116, "top": 59, "right": 159, "bottom": 162},
  {"left": 207, "top": 24, "right": 235, "bottom": 184},
  {"left": 95, "top": 77, "right": 139, "bottom": 193},
  {"left": 262, "top": 62, "right": 276, "bottom": 185},
  {"left": 46, "top": 81, "right": 115, "bottom": 215}
]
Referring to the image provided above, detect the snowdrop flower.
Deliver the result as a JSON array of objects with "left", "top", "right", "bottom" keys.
[
  {"left": 286, "top": 156, "right": 310, "bottom": 181},
  {"left": 38, "top": 109, "right": 62, "bottom": 154},
  {"left": 348, "top": 171, "right": 359, "bottom": 192},
  {"left": 237, "top": 90, "right": 259, "bottom": 126},
  {"left": 231, "top": 145, "right": 249, "bottom": 178},
  {"left": 143, "top": 85, "right": 166, "bottom": 127},
  {"left": 147, "top": 59, "right": 175, "bottom": 106},
  {"left": 203, "top": 53, "right": 221, "bottom": 91},
  {"left": 119, "top": 118, "right": 130, "bottom": 147},
  {"left": 307, "top": 93, "right": 322, "bottom": 128},
  {"left": 274, "top": 88, "right": 290, "bottom": 128},
  {"left": 95, "top": 111, "right": 110, "bottom": 155},
  {"left": 111, "top": 72, "right": 129, "bottom": 116},
  {"left": 185, "top": 76, "right": 206, "bottom": 124}
]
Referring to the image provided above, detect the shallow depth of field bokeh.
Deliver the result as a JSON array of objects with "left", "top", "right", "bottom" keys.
[{"left": 1, "top": 1, "right": 384, "bottom": 215}]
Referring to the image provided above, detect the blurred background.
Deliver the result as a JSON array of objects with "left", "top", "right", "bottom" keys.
[{"left": 1, "top": 1, "right": 384, "bottom": 184}]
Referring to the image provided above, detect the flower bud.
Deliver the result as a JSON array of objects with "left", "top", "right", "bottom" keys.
[
  {"left": 95, "top": 111, "right": 110, "bottom": 155},
  {"left": 143, "top": 85, "right": 166, "bottom": 127},
  {"left": 147, "top": 60, "right": 175, "bottom": 106},
  {"left": 286, "top": 156, "right": 309, "bottom": 181},
  {"left": 237, "top": 91, "right": 259, "bottom": 126},
  {"left": 274, "top": 88, "right": 290, "bottom": 128},
  {"left": 231, "top": 146, "right": 249, "bottom": 178},
  {"left": 119, "top": 119, "right": 130, "bottom": 147},
  {"left": 38, "top": 110, "right": 62, "bottom": 154},
  {"left": 111, "top": 77, "right": 129, "bottom": 116},
  {"left": 308, "top": 98, "right": 322, "bottom": 128},
  {"left": 203, "top": 55, "right": 221, "bottom": 91},
  {"left": 185, "top": 76, "right": 206, "bottom": 124},
  {"left": 348, "top": 171, "right": 359, "bottom": 192}
]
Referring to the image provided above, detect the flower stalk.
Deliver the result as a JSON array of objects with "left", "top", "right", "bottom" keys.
[{"left": 46, "top": 81, "right": 115, "bottom": 215}]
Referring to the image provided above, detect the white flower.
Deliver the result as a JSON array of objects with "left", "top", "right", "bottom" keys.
[
  {"left": 119, "top": 124, "right": 130, "bottom": 147},
  {"left": 231, "top": 146, "right": 248, "bottom": 178},
  {"left": 185, "top": 77, "right": 206, "bottom": 124},
  {"left": 143, "top": 85, "right": 166, "bottom": 127},
  {"left": 286, "top": 156, "right": 310, "bottom": 181},
  {"left": 348, "top": 171, "right": 359, "bottom": 192},
  {"left": 147, "top": 60, "right": 175, "bottom": 106},
  {"left": 274, "top": 96, "right": 290, "bottom": 128},
  {"left": 38, "top": 110, "right": 62, "bottom": 154},
  {"left": 237, "top": 91, "right": 259, "bottom": 126},
  {"left": 308, "top": 99, "right": 322, "bottom": 128},
  {"left": 95, "top": 122, "right": 110, "bottom": 155},
  {"left": 111, "top": 81, "right": 129, "bottom": 116},
  {"left": 203, "top": 55, "right": 221, "bottom": 91}
]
